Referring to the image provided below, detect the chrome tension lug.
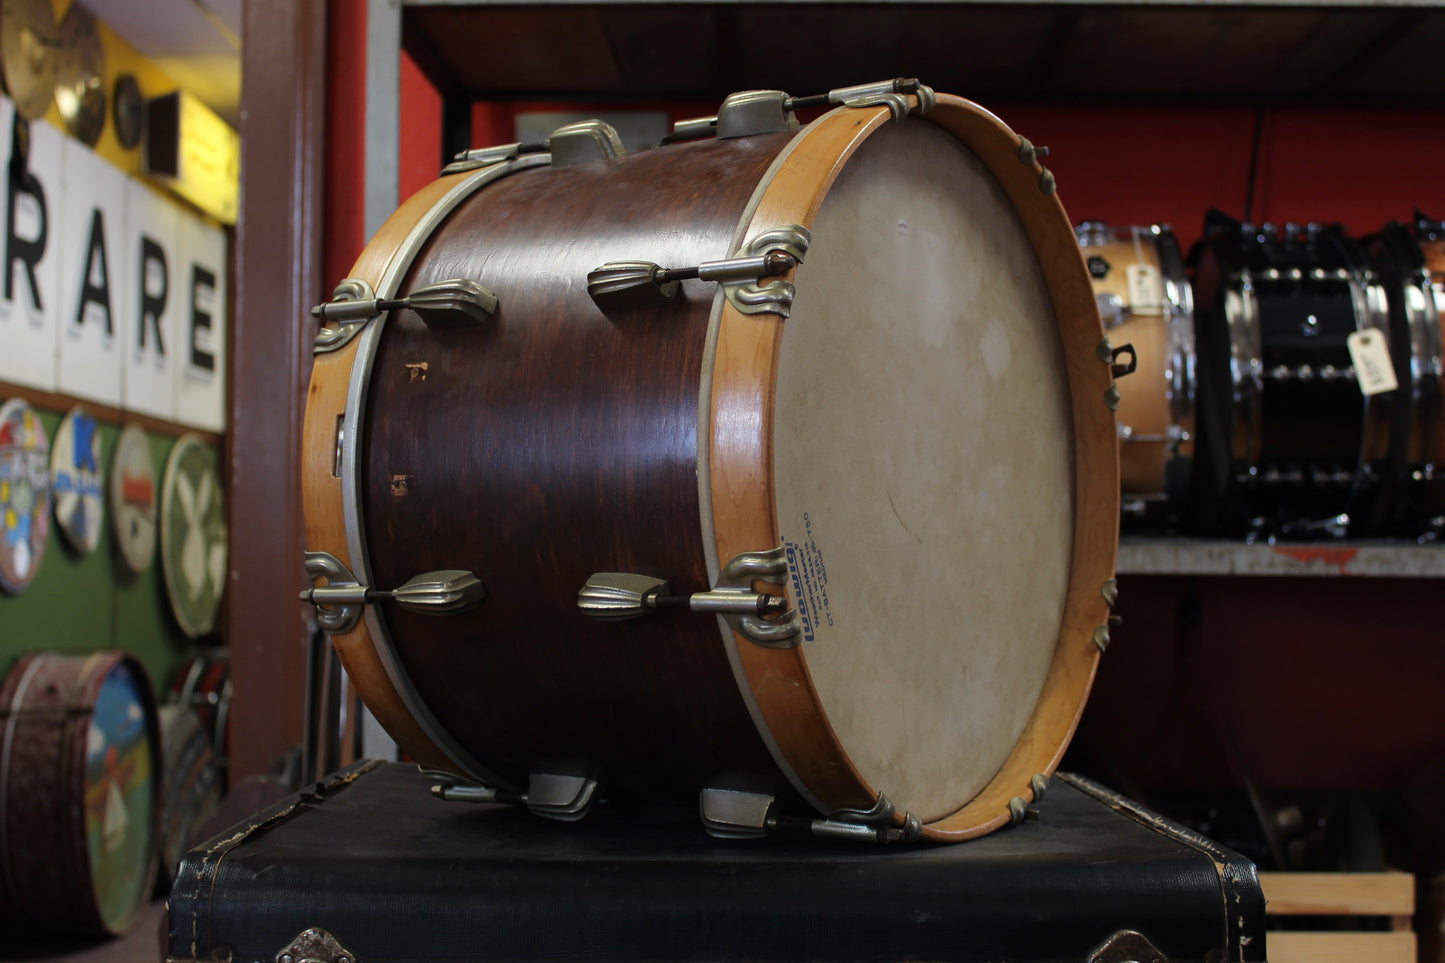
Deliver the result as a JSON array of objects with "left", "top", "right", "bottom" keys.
[
  {"left": 301, "top": 553, "right": 486, "bottom": 634},
  {"left": 587, "top": 250, "right": 799, "bottom": 313},
  {"left": 576, "top": 573, "right": 790, "bottom": 621},
  {"left": 524, "top": 768, "right": 600, "bottom": 821}
]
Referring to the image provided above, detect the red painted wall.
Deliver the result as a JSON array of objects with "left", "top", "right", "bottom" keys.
[{"left": 322, "top": 16, "right": 1445, "bottom": 792}]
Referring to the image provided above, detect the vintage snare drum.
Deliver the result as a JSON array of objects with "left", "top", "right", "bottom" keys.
[
  {"left": 1362, "top": 217, "right": 1444, "bottom": 536},
  {"left": 0, "top": 652, "right": 161, "bottom": 936},
  {"left": 1189, "top": 212, "right": 1396, "bottom": 537},
  {"left": 169, "top": 652, "right": 232, "bottom": 785},
  {"left": 1076, "top": 222, "right": 1195, "bottom": 526},
  {"left": 300, "top": 82, "right": 1119, "bottom": 843}
]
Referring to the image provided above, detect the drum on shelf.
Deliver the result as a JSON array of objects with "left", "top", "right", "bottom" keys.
[
  {"left": 0, "top": 652, "right": 161, "bottom": 936},
  {"left": 1188, "top": 211, "right": 1397, "bottom": 538},
  {"left": 1362, "top": 217, "right": 1444, "bottom": 537},
  {"left": 1076, "top": 221, "right": 1196, "bottom": 527},
  {"left": 300, "top": 82, "right": 1119, "bottom": 843}
]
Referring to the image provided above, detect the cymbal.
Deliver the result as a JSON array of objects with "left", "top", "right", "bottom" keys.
[
  {"left": 113, "top": 72, "right": 142, "bottom": 149},
  {"left": 54, "top": 2, "right": 104, "bottom": 146},
  {"left": 0, "top": 0, "right": 57, "bottom": 121}
]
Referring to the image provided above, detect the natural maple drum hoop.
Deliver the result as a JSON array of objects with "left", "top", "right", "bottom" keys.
[{"left": 301, "top": 92, "right": 1118, "bottom": 842}]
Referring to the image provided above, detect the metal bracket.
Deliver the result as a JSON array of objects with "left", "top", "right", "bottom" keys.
[
  {"left": 425, "top": 766, "right": 599, "bottom": 821},
  {"left": 586, "top": 224, "right": 810, "bottom": 318},
  {"left": 576, "top": 547, "right": 801, "bottom": 647},
  {"left": 699, "top": 785, "right": 921, "bottom": 843},
  {"left": 300, "top": 551, "right": 486, "bottom": 635},
  {"left": 548, "top": 119, "right": 625, "bottom": 167},
  {"left": 587, "top": 249, "right": 799, "bottom": 312},
  {"left": 313, "top": 279, "right": 375, "bottom": 354},
  {"left": 275, "top": 927, "right": 357, "bottom": 963},
  {"left": 831, "top": 78, "right": 936, "bottom": 117},
  {"left": 725, "top": 225, "right": 811, "bottom": 318},
  {"left": 441, "top": 140, "right": 544, "bottom": 175},
  {"left": 312, "top": 278, "right": 496, "bottom": 354},
  {"left": 525, "top": 770, "right": 600, "bottom": 821},
  {"left": 715, "top": 546, "right": 804, "bottom": 647},
  {"left": 1088, "top": 929, "right": 1170, "bottom": 963}
]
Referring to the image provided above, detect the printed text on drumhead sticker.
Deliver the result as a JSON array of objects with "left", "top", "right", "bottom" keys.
[
  {"left": 1346, "top": 329, "right": 1398, "bottom": 396},
  {"left": 784, "top": 514, "right": 832, "bottom": 643}
]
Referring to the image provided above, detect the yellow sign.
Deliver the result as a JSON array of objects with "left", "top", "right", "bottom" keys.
[{"left": 144, "top": 90, "right": 238, "bottom": 225}]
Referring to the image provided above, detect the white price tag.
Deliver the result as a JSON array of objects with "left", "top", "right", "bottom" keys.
[
  {"left": 1347, "top": 329, "right": 1397, "bottom": 396},
  {"left": 1125, "top": 263, "right": 1163, "bottom": 316}
]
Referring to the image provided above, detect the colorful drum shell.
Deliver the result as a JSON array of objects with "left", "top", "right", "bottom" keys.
[
  {"left": 0, "top": 651, "right": 161, "bottom": 936},
  {"left": 110, "top": 424, "right": 158, "bottom": 575},
  {"left": 0, "top": 398, "right": 51, "bottom": 594},
  {"left": 170, "top": 653, "right": 232, "bottom": 786},
  {"left": 50, "top": 405, "right": 105, "bottom": 555},
  {"left": 301, "top": 92, "right": 1118, "bottom": 842},
  {"left": 156, "top": 704, "right": 222, "bottom": 888},
  {"left": 160, "top": 434, "right": 228, "bottom": 638}
]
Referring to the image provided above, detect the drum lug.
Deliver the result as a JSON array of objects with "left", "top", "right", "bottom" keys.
[
  {"left": 300, "top": 551, "right": 487, "bottom": 634},
  {"left": 716, "top": 89, "right": 799, "bottom": 140},
  {"left": 671, "top": 79, "right": 932, "bottom": 146},
  {"left": 312, "top": 278, "right": 497, "bottom": 353},
  {"left": 576, "top": 547, "right": 802, "bottom": 648},
  {"left": 525, "top": 769, "right": 601, "bottom": 821},
  {"left": 700, "top": 785, "right": 922, "bottom": 844},
  {"left": 586, "top": 224, "right": 810, "bottom": 319},
  {"left": 425, "top": 765, "right": 599, "bottom": 821},
  {"left": 587, "top": 250, "right": 798, "bottom": 313},
  {"left": 547, "top": 119, "right": 625, "bottom": 168},
  {"left": 1096, "top": 336, "right": 1138, "bottom": 378}
]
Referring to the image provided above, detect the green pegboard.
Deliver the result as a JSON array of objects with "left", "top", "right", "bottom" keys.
[{"left": 0, "top": 404, "right": 220, "bottom": 699}]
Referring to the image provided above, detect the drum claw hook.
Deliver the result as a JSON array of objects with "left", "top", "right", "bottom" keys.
[{"left": 1097, "top": 336, "right": 1138, "bottom": 378}]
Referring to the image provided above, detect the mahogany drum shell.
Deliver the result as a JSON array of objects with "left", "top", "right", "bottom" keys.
[{"left": 302, "top": 93, "right": 1118, "bottom": 841}]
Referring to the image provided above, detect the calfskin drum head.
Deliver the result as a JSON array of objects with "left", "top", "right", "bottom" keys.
[{"left": 774, "top": 117, "right": 1075, "bottom": 822}]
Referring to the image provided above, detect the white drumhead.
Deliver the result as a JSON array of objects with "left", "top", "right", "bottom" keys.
[{"left": 773, "top": 117, "right": 1075, "bottom": 821}]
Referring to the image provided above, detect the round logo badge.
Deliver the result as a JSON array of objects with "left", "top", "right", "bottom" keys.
[
  {"left": 0, "top": 398, "right": 52, "bottom": 593},
  {"left": 160, "top": 434, "right": 227, "bottom": 638},
  {"left": 110, "top": 424, "right": 156, "bottom": 575},
  {"left": 51, "top": 405, "right": 105, "bottom": 554}
]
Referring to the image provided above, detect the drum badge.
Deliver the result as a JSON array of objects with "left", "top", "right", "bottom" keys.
[
  {"left": 161, "top": 434, "right": 228, "bottom": 638},
  {"left": 1087, "top": 255, "right": 1111, "bottom": 280},
  {"left": 110, "top": 424, "right": 157, "bottom": 574},
  {"left": 51, "top": 406, "right": 105, "bottom": 554},
  {"left": 0, "top": 398, "right": 52, "bottom": 593}
]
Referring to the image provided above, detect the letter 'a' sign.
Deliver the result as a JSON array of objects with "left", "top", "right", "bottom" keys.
[{"left": 0, "top": 95, "right": 228, "bottom": 432}]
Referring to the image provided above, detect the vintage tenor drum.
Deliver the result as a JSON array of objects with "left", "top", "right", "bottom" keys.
[
  {"left": 1189, "top": 211, "right": 1396, "bottom": 537},
  {"left": 1076, "top": 222, "right": 1195, "bottom": 527},
  {"left": 300, "top": 82, "right": 1120, "bottom": 843}
]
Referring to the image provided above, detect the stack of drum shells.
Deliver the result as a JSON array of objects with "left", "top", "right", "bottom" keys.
[{"left": 1080, "top": 210, "right": 1445, "bottom": 540}]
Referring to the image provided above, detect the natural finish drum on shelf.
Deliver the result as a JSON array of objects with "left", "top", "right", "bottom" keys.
[{"left": 301, "top": 85, "right": 1119, "bottom": 842}]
